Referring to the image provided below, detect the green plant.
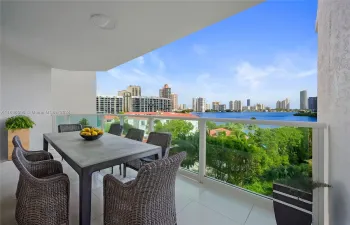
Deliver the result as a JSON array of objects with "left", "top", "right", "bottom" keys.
[
  {"left": 5, "top": 115, "right": 35, "bottom": 131},
  {"left": 79, "top": 118, "right": 89, "bottom": 126},
  {"left": 276, "top": 176, "right": 331, "bottom": 193}
]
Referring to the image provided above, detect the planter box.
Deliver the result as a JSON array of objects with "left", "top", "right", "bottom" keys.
[
  {"left": 273, "top": 183, "right": 312, "bottom": 225},
  {"left": 7, "top": 129, "right": 30, "bottom": 160}
]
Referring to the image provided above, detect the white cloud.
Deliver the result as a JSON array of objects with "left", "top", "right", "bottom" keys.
[
  {"left": 231, "top": 53, "right": 316, "bottom": 90},
  {"left": 193, "top": 44, "right": 207, "bottom": 55}
]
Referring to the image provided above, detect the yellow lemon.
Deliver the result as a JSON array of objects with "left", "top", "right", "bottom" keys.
[
  {"left": 92, "top": 131, "right": 98, "bottom": 136},
  {"left": 85, "top": 132, "right": 91, "bottom": 136},
  {"left": 98, "top": 130, "right": 104, "bottom": 135},
  {"left": 83, "top": 128, "right": 90, "bottom": 132}
]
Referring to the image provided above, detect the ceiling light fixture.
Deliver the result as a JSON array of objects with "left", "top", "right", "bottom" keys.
[{"left": 90, "top": 14, "right": 115, "bottom": 30}]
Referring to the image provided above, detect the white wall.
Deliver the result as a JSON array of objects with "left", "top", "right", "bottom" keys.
[
  {"left": 0, "top": 48, "right": 97, "bottom": 160},
  {"left": 51, "top": 69, "right": 96, "bottom": 114},
  {"left": 318, "top": 0, "right": 350, "bottom": 224},
  {"left": 0, "top": 46, "right": 52, "bottom": 157}
]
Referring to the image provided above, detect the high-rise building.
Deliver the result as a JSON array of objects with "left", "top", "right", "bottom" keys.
[
  {"left": 276, "top": 100, "right": 282, "bottom": 109},
  {"left": 192, "top": 97, "right": 206, "bottom": 112},
  {"left": 285, "top": 98, "right": 290, "bottom": 110},
  {"left": 256, "top": 103, "right": 264, "bottom": 111},
  {"left": 229, "top": 101, "right": 234, "bottom": 110},
  {"left": 96, "top": 96, "right": 123, "bottom": 114},
  {"left": 276, "top": 98, "right": 290, "bottom": 110},
  {"left": 212, "top": 101, "right": 220, "bottom": 111},
  {"left": 126, "top": 85, "right": 141, "bottom": 96},
  {"left": 179, "top": 104, "right": 187, "bottom": 110},
  {"left": 234, "top": 100, "right": 242, "bottom": 111},
  {"left": 170, "top": 93, "right": 178, "bottom": 111},
  {"left": 132, "top": 96, "right": 171, "bottom": 112},
  {"left": 206, "top": 104, "right": 211, "bottom": 111},
  {"left": 159, "top": 84, "right": 171, "bottom": 99},
  {"left": 192, "top": 98, "right": 197, "bottom": 110},
  {"left": 300, "top": 90, "right": 308, "bottom": 110},
  {"left": 308, "top": 97, "right": 318, "bottom": 112},
  {"left": 219, "top": 104, "right": 226, "bottom": 111},
  {"left": 247, "top": 99, "right": 251, "bottom": 107},
  {"left": 117, "top": 90, "right": 132, "bottom": 112}
]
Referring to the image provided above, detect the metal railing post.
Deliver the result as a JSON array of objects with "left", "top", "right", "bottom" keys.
[
  {"left": 198, "top": 119, "right": 207, "bottom": 183},
  {"left": 148, "top": 117, "right": 155, "bottom": 133},
  {"left": 120, "top": 115, "right": 124, "bottom": 126},
  {"left": 100, "top": 114, "right": 105, "bottom": 130}
]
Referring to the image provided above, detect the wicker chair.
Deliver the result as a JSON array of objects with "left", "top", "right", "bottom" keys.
[
  {"left": 12, "top": 147, "right": 70, "bottom": 225},
  {"left": 12, "top": 135, "right": 53, "bottom": 161},
  {"left": 108, "top": 123, "right": 123, "bottom": 136},
  {"left": 125, "top": 128, "right": 145, "bottom": 141},
  {"left": 124, "top": 132, "right": 171, "bottom": 177},
  {"left": 13, "top": 136, "right": 54, "bottom": 198},
  {"left": 58, "top": 124, "right": 82, "bottom": 133},
  {"left": 104, "top": 152, "right": 186, "bottom": 225}
]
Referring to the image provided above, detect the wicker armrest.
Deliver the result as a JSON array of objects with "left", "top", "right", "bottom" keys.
[
  {"left": 37, "top": 173, "right": 70, "bottom": 185},
  {"left": 24, "top": 151, "right": 53, "bottom": 161},
  {"left": 29, "top": 160, "right": 63, "bottom": 178}
]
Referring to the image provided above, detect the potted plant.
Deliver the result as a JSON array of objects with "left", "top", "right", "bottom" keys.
[
  {"left": 5, "top": 115, "right": 35, "bottom": 160},
  {"left": 273, "top": 176, "right": 331, "bottom": 225},
  {"left": 79, "top": 118, "right": 90, "bottom": 128}
]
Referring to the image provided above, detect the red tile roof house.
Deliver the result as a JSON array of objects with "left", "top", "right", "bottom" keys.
[{"left": 209, "top": 128, "right": 232, "bottom": 137}]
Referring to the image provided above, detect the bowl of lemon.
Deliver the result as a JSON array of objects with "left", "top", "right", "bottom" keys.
[{"left": 80, "top": 127, "right": 104, "bottom": 141}]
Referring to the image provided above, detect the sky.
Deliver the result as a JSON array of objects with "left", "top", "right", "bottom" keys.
[{"left": 97, "top": 0, "right": 318, "bottom": 109}]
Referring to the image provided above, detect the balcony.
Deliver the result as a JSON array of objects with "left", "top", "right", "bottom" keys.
[{"left": 2, "top": 113, "right": 322, "bottom": 224}]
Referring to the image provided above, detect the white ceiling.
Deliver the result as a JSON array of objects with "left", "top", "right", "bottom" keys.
[{"left": 1, "top": 0, "right": 264, "bottom": 71}]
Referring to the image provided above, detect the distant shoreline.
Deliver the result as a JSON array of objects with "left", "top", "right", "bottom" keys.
[{"left": 293, "top": 112, "right": 317, "bottom": 117}]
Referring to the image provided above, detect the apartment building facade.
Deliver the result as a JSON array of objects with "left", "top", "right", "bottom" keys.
[
  {"left": 96, "top": 96, "right": 123, "bottom": 114},
  {"left": 212, "top": 101, "right": 220, "bottom": 111},
  {"left": 219, "top": 104, "right": 226, "bottom": 111},
  {"left": 192, "top": 97, "right": 206, "bottom": 112},
  {"left": 159, "top": 84, "right": 171, "bottom": 99},
  {"left": 127, "top": 85, "right": 141, "bottom": 96},
  {"left": 171, "top": 93, "right": 178, "bottom": 111},
  {"left": 234, "top": 100, "right": 242, "bottom": 111},
  {"left": 132, "top": 96, "right": 171, "bottom": 112},
  {"left": 300, "top": 90, "right": 308, "bottom": 110}
]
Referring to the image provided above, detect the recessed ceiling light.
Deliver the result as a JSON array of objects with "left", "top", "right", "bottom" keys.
[{"left": 90, "top": 14, "right": 115, "bottom": 30}]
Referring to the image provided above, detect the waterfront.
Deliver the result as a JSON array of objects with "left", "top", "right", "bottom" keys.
[{"left": 192, "top": 112, "right": 317, "bottom": 122}]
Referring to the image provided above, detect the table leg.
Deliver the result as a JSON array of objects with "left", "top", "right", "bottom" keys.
[
  {"left": 43, "top": 138, "right": 48, "bottom": 151},
  {"left": 156, "top": 151, "right": 162, "bottom": 160},
  {"left": 79, "top": 170, "right": 92, "bottom": 225}
]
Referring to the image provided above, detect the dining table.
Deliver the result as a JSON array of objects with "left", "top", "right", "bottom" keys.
[{"left": 43, "top": 131, "right": 162, "bottom": 225}]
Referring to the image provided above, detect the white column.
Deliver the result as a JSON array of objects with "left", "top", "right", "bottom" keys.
[
  {"left": 318, "top": 1, "right": 350, "bottom": 224},
  {"left": 198, "top": 119, "right": 206, "bottom": 183}
]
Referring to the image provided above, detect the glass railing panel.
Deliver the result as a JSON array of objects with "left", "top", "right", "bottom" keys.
[
  {"left": 122, "top": 116, "right": 148, "bottom": 138},
  {"left": 153, "top": 118, "right": 199, "bottom": 173},
  {"left": 103, "top": 115, "right": 121, "bottom": 132},
  {"left": 205, "top": 121, "right": 312, "bottom": 197}
]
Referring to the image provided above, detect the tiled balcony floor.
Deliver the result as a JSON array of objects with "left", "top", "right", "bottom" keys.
[{"left": 1, "top": 149, "right": 277, "bottom": 225}]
